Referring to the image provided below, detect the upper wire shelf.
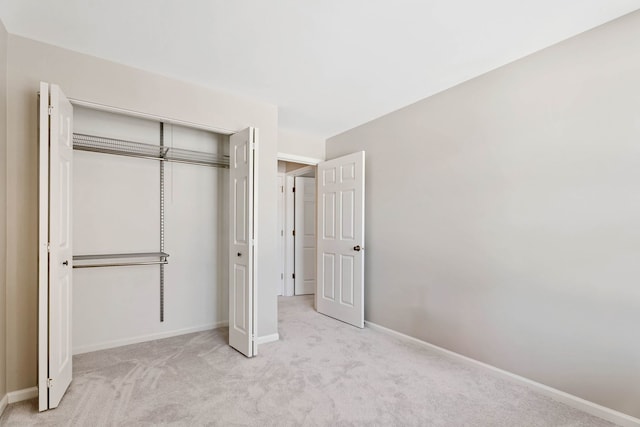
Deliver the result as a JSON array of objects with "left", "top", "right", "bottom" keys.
[{"left": 73, "top": 133, "right": 230, "bottom": 168}]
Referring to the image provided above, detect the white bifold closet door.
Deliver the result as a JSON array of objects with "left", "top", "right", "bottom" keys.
[
  {"left": 316, "top": 151, "right": 365, "bottom": 328},
  {"left": 229, "top": 128, "right": 258, "bottom": 357},
  {"left": 38, "top": 82, "right": 74, "bottom": 411}
]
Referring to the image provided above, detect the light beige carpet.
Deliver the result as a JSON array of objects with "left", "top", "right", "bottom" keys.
[{"left": 1, "top": 296, "right": 615, "bottom": 426}]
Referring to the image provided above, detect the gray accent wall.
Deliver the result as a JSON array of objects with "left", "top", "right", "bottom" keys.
[
  {"left": 0, "top": 17, "right": 7, "bottom": 404},
  {"left": 327, "top": 10, "right": 640, "bottom": 418}
]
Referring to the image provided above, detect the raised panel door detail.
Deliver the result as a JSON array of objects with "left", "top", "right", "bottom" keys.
[
  {"left": 234, "top": 265, "right": 247, "bottom": 332},
  {"left": 323, "top": 253, "right": 336, "bottom": 300},
  {"left": 304, "top": 200, "right": 315, "bottom": 236},
  {"left": 341, "top": 189, "right": 355, "bottom": 241},
  {"left": 341, "top": 162, "right": 356, "bottom": 182},
  {"left": 234, "top": 142, "right": 247, "bottom": 168},
  {"left": 234, "top": 177, "right": 247, "bottom": 244},
  {"left": 340, "top": 255, "right": 354, "bottom": 306},
  {"left": 59, "top": 160, "right": 71, "bottom": 248},
  {"left": 303, "top": 247, "right": 316, "bottom": 280},
  {"left": 323, "top": 193, "right": 336, "bottom": 239},
  {"left": 55, "top": 274, "right": 71, "bottom": 369},
  {"left": 323, "top": 167, "right": 336, "bottom": 185}
]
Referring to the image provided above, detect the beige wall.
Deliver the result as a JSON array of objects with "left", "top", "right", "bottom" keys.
[
  {"left": 327, "top": 11, "right": 640, "bottom": 419},
  {"left": 278, "top": 128, "right": 325, "bottom": 161},
  {"left": 5, "top": 35, "right": 279, "bottom": 392},
  {"left": 0, "top": 19, "right": 8, "bottom": 401}
]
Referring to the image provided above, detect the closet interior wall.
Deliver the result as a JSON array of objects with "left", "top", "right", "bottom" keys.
[{"left": 73, "top": 107, "right": 229, "bottom": 354}]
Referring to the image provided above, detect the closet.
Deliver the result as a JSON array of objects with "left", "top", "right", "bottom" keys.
[
  {"left": 37, "top": 82, "right": 257, "bottom": 411},
  {"left": 72, "top": 107, "right": 228, "bottom": 352}
]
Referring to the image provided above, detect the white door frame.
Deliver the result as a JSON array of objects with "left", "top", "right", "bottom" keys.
[{"left": 277, "top": 152, "right": 320, "bottom": 297}]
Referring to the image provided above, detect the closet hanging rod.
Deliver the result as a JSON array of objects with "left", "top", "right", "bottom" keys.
[
  {"left": 73, "top": 260, "right": 169, "bottom": 269},
  {"left": 72, "top": 133, "right": 230, "bottom": 168},
  {"left": 72, "top": 252, "right": 169, "bottom": 269}
]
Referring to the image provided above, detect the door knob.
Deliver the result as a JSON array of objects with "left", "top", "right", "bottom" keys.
[
  {"left": 62, "top": 260, "right": 69, "bottom": 266},
  {"left": 353, "top": 245, "right": 361, "bottom": 252},
  {"left": 237, "top": 252, "right": 242, "bottom": 257}
]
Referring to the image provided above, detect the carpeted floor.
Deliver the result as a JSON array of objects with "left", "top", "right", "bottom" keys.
[{"left": 1, "top": 295, "right": 615, "bottom": 426}]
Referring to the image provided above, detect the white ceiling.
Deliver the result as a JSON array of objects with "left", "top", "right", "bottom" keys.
[{"left": 0, "top": 1, "right": 638, "bottom": 138}]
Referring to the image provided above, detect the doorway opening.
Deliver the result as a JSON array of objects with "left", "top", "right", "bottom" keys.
[{"left": 277, "top": 160, "right": 316, "bottom": 297}]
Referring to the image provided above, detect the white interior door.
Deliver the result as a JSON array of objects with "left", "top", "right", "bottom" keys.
[
  {"left": 316, "top": 152, "right": 365, "bottom": 328},
  {"left": 229, "top": 127, "right": 257, "bottom": 357},
  {"left": 285, "top": 175, "right": 295, "bottom": 296},
  {"left": 38, "top": 82, "right": 74, "bottom": 411},
  {"left": 294, "top": 177, "right": 316, "bottom": 295}
]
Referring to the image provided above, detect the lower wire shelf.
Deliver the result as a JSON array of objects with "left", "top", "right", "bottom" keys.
[{"left": 72, "top": 252, "right": 169, "bottom": 269}]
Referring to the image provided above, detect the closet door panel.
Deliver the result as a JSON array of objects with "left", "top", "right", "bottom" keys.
[{"left": 229, "top": 128, "right": 255, "bottom": 357}]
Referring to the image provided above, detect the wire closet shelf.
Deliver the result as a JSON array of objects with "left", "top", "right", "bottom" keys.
[{"left": 73, "top": 133, "right": 230, "bottom": 168}]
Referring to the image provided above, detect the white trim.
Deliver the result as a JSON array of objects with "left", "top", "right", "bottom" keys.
[
  {"left": 277, "top": 152, "right": 322, "bottom": 165},
  {"left": 69, "top": 98, "right": 234, "bottom": 135},
  {"left": 252, "top": 128, "right": 260, "bottom": 357},
  {"left": 285, "top": 165, "right": 315, "bottom": 178},
  {"left": 73, "top": 321, "right": 229, "bottom": 355},
  {"left": 256, "top": 333, "right": 279, "bottom": 345},
  {"left": 365, "top": 321, "right": 640, "bottom": 427},
  {"left": 8, "top": 387, "right": 38, "bottom": 404},
  {"left": 0, "top": 394, "right": 8, "bottom": 416}
]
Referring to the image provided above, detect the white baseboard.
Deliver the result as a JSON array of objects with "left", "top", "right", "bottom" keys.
[
  {"left": 365, "top": 321, "right": 640, "bottom": 427},
  {"left": 256, "top": 333, "right": 279, "bottom": 345},
  {"left": 0, "top": 393, "right": 8, "bottom": 416},
  {"left": 7, "top": 387, "right": 38, "bottom": 404},
  {"left": 73, "top": 321, "right": 229, "bottom": 355}
]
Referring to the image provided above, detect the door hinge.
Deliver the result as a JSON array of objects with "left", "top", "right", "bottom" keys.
[
  {"left": 292, "top": 230, "right": 295, "bottom": 236},
  {"left": 281, "top": 186, "right": 284, "bottom": 193},
  {"left": 281, "top": 273, "right": 284, "bottom": 280},
  {"left": 48, "top": 106, "right": 53, "bottom": 116},
  {"left": 280, "top": 230, "right": 284, "bottom": 236},
  {"left": 47, "top": 378, "right": 53, "bottom": 388},
  {"left": 292, "top": 273, "right": 295, "bottom": 279},
  {"left": 47, "top": 243, "right": 51, "bottom": 252},
  {"left": 292, "top": 187, "right": 295, "bottom": 192}
]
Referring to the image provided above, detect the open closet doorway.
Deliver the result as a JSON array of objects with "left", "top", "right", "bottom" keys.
[
  {"left": 277, "top": 161, "right": 316, "bottom": 297},
  {"left": 38, "top": 82, "right": 258, "bottom": 412}
]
